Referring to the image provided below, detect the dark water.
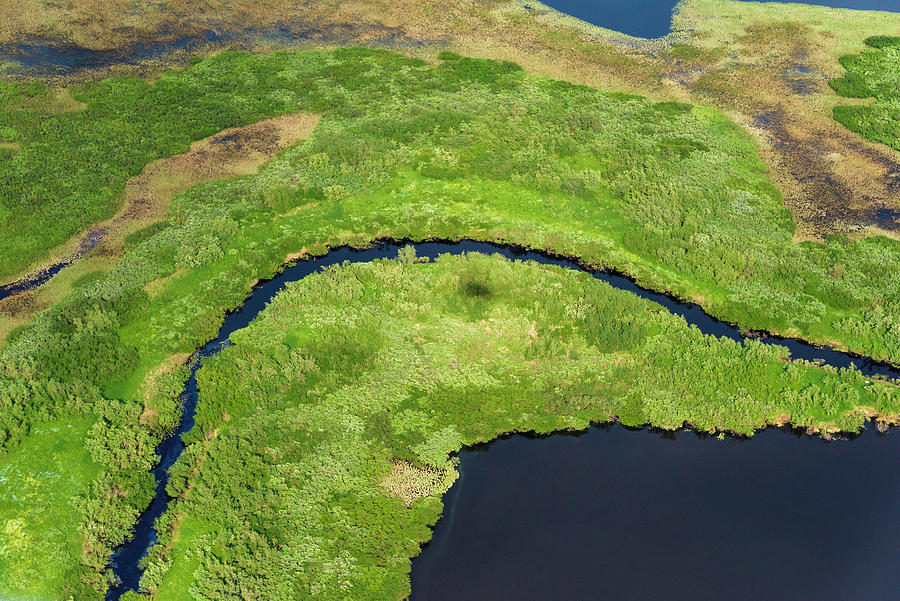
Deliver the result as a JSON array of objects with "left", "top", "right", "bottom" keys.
[
  {"left": 0, "top": 23, "right": 420, "bottom": 77},
  {"left": 876, "top": 206, "right": 900, "bottom": 228},
  {"left": 536, "top": 0, "right": 681, "bottom": 39},
  {"left": 0, "top": 228, "right": 104, "bottom": 302},
  {"left": 105, "top": 239, "right": 900, "bottom": 597},
  {"left": 0, "top": 31, "right": 232, "bottom": 76},
  {"left": 539, "top": 0, "right": 897, "bottom": 40},
  {"left": 411, "top": 424, "right": 900, "bottom": 601}
]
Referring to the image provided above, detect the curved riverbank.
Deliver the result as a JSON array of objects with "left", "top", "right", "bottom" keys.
[{"left": 105, "top": 238, "right": 900, "bottom": 598}]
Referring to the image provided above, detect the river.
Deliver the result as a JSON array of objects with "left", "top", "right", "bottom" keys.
[{"left": 104, "top": 239, "right": 900, "bottom": 598}]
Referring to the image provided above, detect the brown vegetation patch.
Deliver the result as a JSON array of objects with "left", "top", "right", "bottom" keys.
[
  {"left": 142, "top": 352, "right": 191, "bottom": 402},
  {"left": 0, "top": 289, "right": 41, "bottom": 317},
  {"left": 1, "top": 112, "right": 319, "bottom": 325},
  {"left": 120, "top": 112, "right": 320, "bottom": 227},
  {"left": 283, "top": 247, "right": 309, "bottom": 264},
  {"left": 378, "top": 459, "right": 458, "bottom": 507}
]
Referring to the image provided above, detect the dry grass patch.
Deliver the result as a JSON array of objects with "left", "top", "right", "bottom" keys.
[
  {"left": 121, "top": 112, "right": 320, "bottom": 227},
  {"left": 378, "top": 459, "right": 458, "bottom": 507}
]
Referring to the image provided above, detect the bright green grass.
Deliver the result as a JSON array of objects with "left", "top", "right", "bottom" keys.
[
  {"left": 144, "top": 253, "right": 900, "bottom": 600},
  {"left": 0, "top": 417, "right": 99, "bottom": 600},
  {"left": 830, "top": 36, "right": 900, "bottom": 150}
]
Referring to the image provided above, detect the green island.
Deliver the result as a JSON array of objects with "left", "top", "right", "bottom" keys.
[
  {"left": 830, "top": 35, "right": 900, "bottom": 150},
  {"left": 0, "top": 0, "right": 898, "bottom": 599}
]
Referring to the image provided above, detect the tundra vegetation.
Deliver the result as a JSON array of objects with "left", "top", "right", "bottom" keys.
[
  {"left": 0, "top": 48, "right": 899, "bottom": 599},
  {"left": 143, "top": 252, "right": 900, "bottom": 600},
  {"left": 3, "top": 0, "right": 898, "bottom": 239},
  {"left": 0, "top": 111, "right": 318, "bottom": 342},
  {"left": 830, "top": 35, "right": 900, "bottom": 150}
]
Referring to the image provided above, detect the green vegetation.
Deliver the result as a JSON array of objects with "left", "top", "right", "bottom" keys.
[
  {"left": 0, "top": 418, "right": 100, "bottom": 599},
  {"left": 141, "top": 253, "right": 900, "bottom": 600},
  {"left": 830, "top": 36, "right": 900, "bottom": 150},
  {"left": 2, "top": 47, "right": 900, "bottom": 598},
  {"left": 0, "top": 66, "right": 314, "bottom": 282}
]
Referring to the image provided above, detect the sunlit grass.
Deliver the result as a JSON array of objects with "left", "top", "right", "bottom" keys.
[{"left": 0, "top": 417, "right": 99, "bottom": 599}]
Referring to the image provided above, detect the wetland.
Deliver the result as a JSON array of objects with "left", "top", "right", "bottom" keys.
[{"left": 0, "top": 2, "right": 898, "bottom": 600}]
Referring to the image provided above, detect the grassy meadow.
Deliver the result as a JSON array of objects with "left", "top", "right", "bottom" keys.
[{"left": 0, "top": 418, "right": 99, "bottom": 599}]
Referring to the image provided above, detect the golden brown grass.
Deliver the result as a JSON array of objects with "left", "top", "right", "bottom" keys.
[
  {"left": 378, "top": 459, "right": 458, "bottom": 507},
  {"left": 120, "top": 112, "right": 320, "bottom": 228}
]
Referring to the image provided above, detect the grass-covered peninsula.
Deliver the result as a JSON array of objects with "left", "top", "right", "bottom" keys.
[
  {"left": 0, "top": 47, "right": 899, "bottom": 600},
  {"left": 142, "top": 252, "right": 899, "bottom": 600}
]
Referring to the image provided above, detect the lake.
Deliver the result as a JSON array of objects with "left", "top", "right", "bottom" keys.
[
  {"left": 411, "top": 424, "right": 900, "bottom": 600},
  {"left": 540, "top": 0, "right": 899, "bottom": 39}
]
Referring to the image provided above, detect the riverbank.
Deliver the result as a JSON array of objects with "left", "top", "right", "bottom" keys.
[{"left": 131, "top": 250, "right": 900, "bottom": 600}]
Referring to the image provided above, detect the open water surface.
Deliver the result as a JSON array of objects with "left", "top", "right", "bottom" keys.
[
  {"left": 411, "top": 424, "right": 900, "bottom": 600},
  {"left": 105, "top": 239, "right": 900, "bottom": 598},
  {"left": 540, "top": 0, "right": 898, "bottom": 39},
  {"left": 531, "top": 0, "right": 681, "bottom": 39}
]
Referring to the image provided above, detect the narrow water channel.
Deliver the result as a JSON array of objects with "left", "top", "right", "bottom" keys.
[
  {"left": 0, "top": 229, "right": 104, "bottom": 303},
  {"left": 105, "top": 239, "right": 900, "bottom": 598}
]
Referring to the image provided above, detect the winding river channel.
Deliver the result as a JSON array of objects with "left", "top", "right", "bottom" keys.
[{"left": 105, "top": 239, "right": 900, "bottom": 599}]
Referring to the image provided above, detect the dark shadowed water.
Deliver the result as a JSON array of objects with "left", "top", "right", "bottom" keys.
[
  {"left": 411, "top": 424, "right": 900, "bottom": 601},
  {"left": 105, "top": 239, "right": 900, "bottom": 598}
]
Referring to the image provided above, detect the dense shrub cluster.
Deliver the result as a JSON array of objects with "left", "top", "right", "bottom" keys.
[{"left": 830, "top": 35, "right": 900, "bottom": 150}]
